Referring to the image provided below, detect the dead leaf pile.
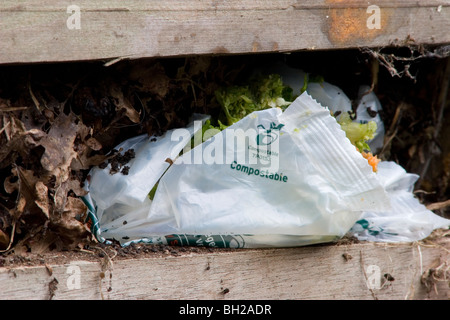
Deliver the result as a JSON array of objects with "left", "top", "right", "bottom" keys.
[
  {"left": 0, "top": 56, "right": 239, "bottom": 254},
  {"left": 0, "top": 109, "right": 104, "bottom": 253}
]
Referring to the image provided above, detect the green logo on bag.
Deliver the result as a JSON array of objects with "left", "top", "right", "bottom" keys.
[{"left": 256, "top": 122, "right": 284, "bottom": 146}]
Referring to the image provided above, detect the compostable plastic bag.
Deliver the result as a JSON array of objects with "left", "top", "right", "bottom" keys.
[
  {"left": 84, "top": 114, "right": 209, "bottom": 235},
  {"left": 83, "top": 75, "right": 450, "bottom": 248},
  {"left": 350, "top": 161, "right": 450, "bottom": 242},
  {"left": 86, "top": 93, "right": 391, "bottom": 248},
  {"left": 259, "top": 61, "right": 385, "bottom": 153}
]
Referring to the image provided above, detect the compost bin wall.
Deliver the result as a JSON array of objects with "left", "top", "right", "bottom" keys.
[
  {"left": 0, "top": 52, "right": 449, "bottom": 302},
  {"left": 1, "top": 0, "right": 449, "bottom": 302}
]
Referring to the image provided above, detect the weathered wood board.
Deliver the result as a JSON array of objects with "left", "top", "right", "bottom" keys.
[
  {"left": 1, "top": 240, "right": 448, "bottom": 300},
  {"left": 0, "top": 1, "right": 449, "bottom": 64}
]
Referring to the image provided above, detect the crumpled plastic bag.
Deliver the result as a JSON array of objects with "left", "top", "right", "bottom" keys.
[
  {"left": 350, "top": 161, "right": 450, "bottom": 242},
  {"left": 125, "top": 93, "right": 392, "bottom": 247},
  {"left": 266, "top": 63, "right": 449, "bottom": 242},
  {"left": 260, "top": 61, "right": 385, "bottom": 153},
  {"left": 84, "top": 93, "right": 393, "bottom": 247},
  {"left": 83, "top": 71, "right": 450, "bottom": 248},
  {"left": 83, "top": 114, "right": 209, "bottom": 241}
]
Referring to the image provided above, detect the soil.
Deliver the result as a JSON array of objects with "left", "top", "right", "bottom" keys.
[
  {"left": 1, "top": 46, "right": 449, "bottom": 261},
  {"left": 0, "top": 233, "right": 364, "bottom": 268},
  {"left": 0, "top": 242, "right": 234, "bottom": 268},
  {"left": 0, "top": 229, "right": 447, "bottom": 271}
]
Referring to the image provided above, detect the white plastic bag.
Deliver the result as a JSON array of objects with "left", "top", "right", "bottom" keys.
[
  {"left": 262, "top": 62, "right": 385, "bottom": 153},
  {"left": 85, "top": 114, "right": 209, "bottom": 230},
  {"left": 93, "top": 93, "right": 390, "bottom": 247},
  {"left": 350, "top": 161, "right": 450, "bottom": 242},
  {"left": 83, "top": 86, "right": 450, "bottom": 248}
]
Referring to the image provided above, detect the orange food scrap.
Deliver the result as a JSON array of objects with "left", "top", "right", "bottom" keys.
[{"left": 361, "top": 152, "right": 380, "bottom": 172}]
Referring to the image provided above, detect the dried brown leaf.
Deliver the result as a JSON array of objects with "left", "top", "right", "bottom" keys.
[
  {"left": 26, "top": 231, "right": 57, "bottom": 255},
  {"left": 3, "top": 174, "right": 18, "bottom": 194},
  {"left": 9, "top": 113, "right": 27, "bottom": 137},
  {"left": 50, "top": 196, "right": 92, "bottom": 248},
  {"left": 0, "top": 118, "right": 45, "bottom": 169},
  {"left": 4, "top": 167, "right": 42, "bottom": 220},
  {"left": 3, "top": 167, "right": 60, "bottom": 233},
  {"left": 70, "top": 153, "right": 108, "bottom": 171},
  {"left": 65, "top": 177, "right": 88, "bottom": 198},
  {"left": 187, "top": 56, "right": 211, "bottom": 77},
  {"left": 109, "top": 85, "right": 140, "bottom": 123},
  {"left": 51, "top": 175, "right": 87, "bottom": 215},
  {"left": 85, "top": 137, "right": 102, "bottom": 151},
  {"left": 129, "top": 62, "right": 170, "bottom": 97},
  {"left": 34, "top": 181, "right": 50, "bottom": 219},
  {"left": 39, "top": 112, "right": 79, "bottom": 177},
  {"left": 15, "top": 195, "right": 27, "bottom": 219},
  {"left": 0, "top": 229, "right": 10, "bottom": 249}
]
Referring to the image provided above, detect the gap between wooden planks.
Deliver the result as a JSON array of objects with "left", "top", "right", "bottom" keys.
[{"left": 0, "top": 238, "right": 448, "bottom": 300}]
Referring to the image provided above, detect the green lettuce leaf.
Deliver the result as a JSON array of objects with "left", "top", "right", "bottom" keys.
[
  {"left": 337, "top": 112, "right": 377, "bottom": 152},
  {"left": 215, "top": 74, "right": 294, "bottom": 125}
]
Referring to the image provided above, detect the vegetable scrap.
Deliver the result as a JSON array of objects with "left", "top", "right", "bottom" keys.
[
  {"left": 215, "top": 74, "right": 294, "bottom": 125},
  {"left": 213, "top": 73, "right": 380, "bottom": 170}
]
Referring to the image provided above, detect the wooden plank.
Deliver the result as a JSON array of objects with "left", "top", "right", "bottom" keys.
[
  {"left": 1, "top": 240, "right": 448, "bottom": 300},
  {"left": 0, "top": 1, "right": 449, "bottom": 64}
]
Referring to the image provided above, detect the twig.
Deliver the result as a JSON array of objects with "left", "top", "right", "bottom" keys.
[
  {"left": 379, "top": 103, "right": 405, "bottom": 157},
  {"left": 0, "top": 107, "right": 28, "bottom": 113},
  {"left": 28, "top": 81, "right": 43, "bottom": 114},
  {"left": 417, "top": 242, "right": 423, "bottom": 276},
  {"left": 0, "top": 221, "right": 16, "bottom": 253},
  {"left": 426, "top": 199, "right": 450, "bottom": 211},
  {"left": 78, "top": 248, "right": 96, "bottom": 255},
  {"left": 419, "top": 239, "right": 450, "bottom": 255},
  {"left": 414, "top": 189, "right": 436, "bottom": 195},
  {"left": 404, "top": 242, "right": 426, "bottom": 300},
  {"left": 94, "top": 245, "right": 116, "bottom": 300},
  {"left": 0, "top": 120, "right": 10, "bottom": 137},
  {"left": 103, "top": 54, "right": 135, "bottom": 67},
  {"left": 421, "top": 259, "right": 449, "bottom": 296}
]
